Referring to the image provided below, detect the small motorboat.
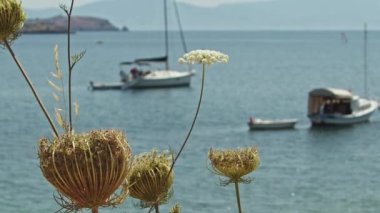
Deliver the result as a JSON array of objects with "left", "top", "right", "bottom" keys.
[{"left": 248, "top": 117, "right": 298, "bottom": 130}]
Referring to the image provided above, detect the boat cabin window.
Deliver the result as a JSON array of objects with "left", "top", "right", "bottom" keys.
[{"left": 322, "top": 99, "right": 351, "bottom": 115}]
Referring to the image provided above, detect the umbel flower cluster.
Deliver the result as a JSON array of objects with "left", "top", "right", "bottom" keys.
[
  {"left": 179, "top": 49, "right": 229, "bottom": 65},
  {"left": 39, "top": 130, "right": 132, "bottom": 210},
  {"left": 208, "top": 146, "right": 260, "bottom": 213},
  {"left": 209, "top": 146, "right": 260, "bottom": 185},
  {"left": 127, "top": 150, "right": 174, "bottom": 209}
]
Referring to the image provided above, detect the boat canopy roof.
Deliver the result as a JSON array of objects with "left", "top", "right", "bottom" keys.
[
  {"left": 309, "top": 88, "right": 352, "bottom": 99},
  {"left": 120, "top": 56, "right": 168, "bottom": 66}
]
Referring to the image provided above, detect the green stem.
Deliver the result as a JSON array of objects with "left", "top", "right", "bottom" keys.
[
  {"left": 154, "top": 204, "right": 160, "bottom": 213},
  {"left": 4, "top": 40, "right": 59, "bottom": 137},
  {"left": 67, "top": 0, "right": 74, "bottom": 133},
  {"left": 234, "top": 182, "right": 243, "bottom": 213},
  {"left": 168, "top": 64, "right": 205, "bottom": 175},
  {"left": 148, "top": 65, "right": 206, "bottom": 213}
]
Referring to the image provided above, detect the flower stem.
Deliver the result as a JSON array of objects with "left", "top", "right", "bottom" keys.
[
  {"left": 91, "top": 207, "right": 99, "bottom": 213},
  {"left": 168, "top": 64, "right": 205, "bottom": 175},
  {"left": 67, "top": 0, "right": 74, "bottom": 133},
  {"left": 4, "top": 40, "right": 59, "bottom": 137},
  {"left": 234, "top": 182, "right": 243, "bottom": 213},
  {"left": 148, "top": 65, "right": 206, "bottom": 213},
  {"left": 154, "top": 204, "right": 160, "bottom": 213}
]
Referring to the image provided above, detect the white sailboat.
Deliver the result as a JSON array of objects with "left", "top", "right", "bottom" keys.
[
  {"left": 119, "top": 0, "right": 194, "bottom": 89},
  {"left": 307, "top": 24, "right": 378, "bottom": 126}
]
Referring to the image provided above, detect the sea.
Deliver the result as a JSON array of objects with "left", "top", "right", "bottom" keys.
[{"left": 1, "top": 31, "right": 380, "bottom": 213}]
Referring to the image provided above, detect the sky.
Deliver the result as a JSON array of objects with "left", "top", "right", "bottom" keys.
[{"left": 22, "top": 0, "right": 268, "bottom": 9}]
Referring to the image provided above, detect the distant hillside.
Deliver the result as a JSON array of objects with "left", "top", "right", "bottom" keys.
[
  {"left": 23, "top": 15, "right": 121, "bottom": 33},
  {"left": 25, "top": 0, "right": 380, "bottom": 30}
]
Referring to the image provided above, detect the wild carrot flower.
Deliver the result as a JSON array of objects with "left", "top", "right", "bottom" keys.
[
  {"left": 0, "top": 0, "right": 26, "bottom": 45},
  {"left": 209, "top": 146, "right": 260, "bottom": 185},
  {"left": 209, "top": 146, "right": 260, "bottom": 213},
  {"left": 38, "top": 129, "right": 132, "bottom": 211},
  {"left": 178, "top": 49, "right": 229, "bottom": 65},
  {"left": 127, "top": 150, "right": 173, "bottom": 211},
  {"left": 169, "top": 49, "right": 229, "bottom": 186}
]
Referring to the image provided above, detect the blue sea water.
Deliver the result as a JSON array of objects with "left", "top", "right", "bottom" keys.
[{"left": 1, "top": 31, "right": 380, "bottom": 212}]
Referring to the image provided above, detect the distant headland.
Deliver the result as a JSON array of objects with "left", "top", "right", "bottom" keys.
[{"left": 22, "top": 15, "right": 127, "bottom": 34}]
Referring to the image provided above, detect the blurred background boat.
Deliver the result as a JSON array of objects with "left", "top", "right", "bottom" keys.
[
  {"left": 307, "top": 88, "right": 378, "bottom": 125},
  {"left": 248, "top": 117, "right": 298, "bottom": 130}
]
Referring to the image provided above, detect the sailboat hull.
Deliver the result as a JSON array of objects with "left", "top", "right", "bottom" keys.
[{"left": 123, "top": 70, "right": 194, "bottom": 89}]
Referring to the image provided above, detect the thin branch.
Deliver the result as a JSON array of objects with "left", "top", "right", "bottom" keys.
[
  {"left": 67, "top": 0, "right": 75, "bottom": 132},
  {"left": 4, "top": 40, "right": 59, "bottom": 137}
]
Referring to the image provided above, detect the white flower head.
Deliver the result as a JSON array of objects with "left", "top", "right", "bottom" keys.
[{"left": 179, "top": 49, "right": 229, "bottom": 65}]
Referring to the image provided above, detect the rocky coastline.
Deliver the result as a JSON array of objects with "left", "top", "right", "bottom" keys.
[{"left": 22, "top": 15, "right": 123, "bottom": 33}]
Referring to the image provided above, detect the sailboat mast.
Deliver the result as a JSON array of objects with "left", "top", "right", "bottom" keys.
[
  {"left": 364, "top": 23, "right": 368, "bottom": 98},
  {"left": 164, "top": 0, "right": 169, "bottom": 70},
  {"left": 173, "top": 0, "right": 188, "bottom": 53}
]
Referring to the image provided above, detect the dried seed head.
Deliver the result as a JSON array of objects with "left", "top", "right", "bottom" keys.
[
  {"left": 170, "top": 203, "right": 182, "bottom": 213},
  {"left": 0, "top": 0, "right": 26, "bottom": 44},
  {"left": 127, "top": 150, "right": 173, "bottom": 207},
  {"left": 208, "top": 146, "right": 260, "bottom": 185},
  {"left": 38, "top": 129, "right": 132, "bottom": 211}
]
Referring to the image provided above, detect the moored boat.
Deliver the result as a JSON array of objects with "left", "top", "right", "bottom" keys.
[
  {"left": 248, "top": 117, "right": 298, "bottom": 130},
  {"left": 118, "top": 0, "right": 194, "bottom": 89},
  {"left": 119, "top": 58, "right": 195, "bottom": 89},
  {"left": 307, "top": 88, "right": 378, "bottom": 126}
]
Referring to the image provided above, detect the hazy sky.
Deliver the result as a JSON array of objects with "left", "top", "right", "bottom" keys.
[{"left": 22, "top": 0, "right": 268, "bottom": 9}]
